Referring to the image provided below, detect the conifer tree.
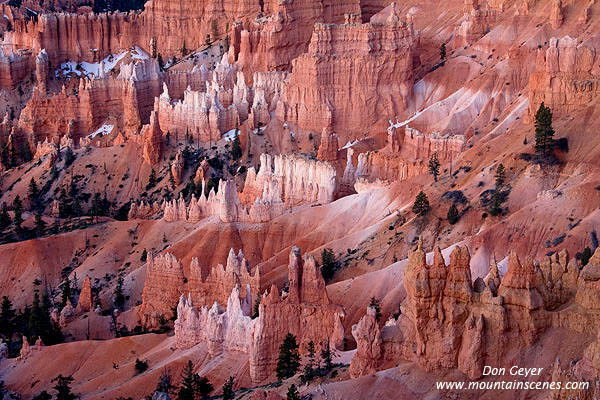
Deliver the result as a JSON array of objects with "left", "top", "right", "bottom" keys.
[
  {"left": 52, "top": 375, "right": 76, "bottom": 400},
  {"left": 222, "top": 377, "right": 234, "bottom": 400},
  {"left": 147, "top": 168, "right": 157, "bottom": 190},
  {"left": 428, "top": 153, "right": 440, "bottom": 182},
  {"left": 13, "top": 195, "right": 23, "bottom": 232},
  {"left": 0, "top": 296, "right": 15, "bottom": 336},
  {"left": 230, "top": 133, "right": 242, "bottom": 160},
  {"left": 447, "top": 203, "right": 459, "bottom": 225},
  {"left": 276, "top": 333, "right": 301, "bottom": 381},
  {"left": 287, "top": 384, "right": 300, "bottom": 400},
  {"left": 35, "top": 212, "right": 46, "bottom": 236},
  {"left": 0, "top": 202, "right": 11, "bottom": 230},
  {"left": 252, "top": 292, "right": 261, "bottom": 319},
  {"left": 495, "top": 163, "right": 506, "bottom": 189},
  {"left": 28, "top": 177, "right": 39, "bottom": 210},
  {"left": 412, "top": 191, "right": 430, "bottom": 217},
  {"left": 320, "top": 340, "right": 333, "bottom": 372},
  {"left": 534, "top": 102, "right": 555, "bottom": 157},
  {"left": 114, "top": 275, "right": 125, "bottom": 309},
  {"left": 177, "top": 361, "right": 195, "bottom": 400},
  {"left": 61, "top": 277, "right": 71, "bottom": 308},
  {"left": 369, "top": 297, "right": 382, "bottom": 321},
  {"left": 301, "top": 340, "right": 316, "bottom": 383},
  {"left": 440, "top": 43, "right": 447, "bottom": 61}
]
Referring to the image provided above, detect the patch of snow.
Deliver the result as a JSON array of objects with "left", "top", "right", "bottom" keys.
[
  {"left": 131, "top": 46, "right": 149, "bottom": 60},
  {"left": 55, "top": 48, "right": 140, "bottom": 79},
  {"left": 88, "top": 124, "right": 114, "bottom": 139},
  {"left": 342, "top": 139, "right": 358, "bottom": 149},
  {"left": 3, "top": 14, "right": 8, "bottom": 19},
  {"left": 23, "top": 6, "right": 38, "bottom": 14},
  {"left": 222, "top": 128, "right": 239, "bottom": 142},
  {"left": 252, "top": 127, "right": 265, "bottom": 135}
]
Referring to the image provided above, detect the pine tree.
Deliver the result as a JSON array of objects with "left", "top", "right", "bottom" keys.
[
  {"left": 13, "top": 195, "right": 23, "bottom": 232},
  {"left": 301, "top": 340, "right": 316, "bottom": 383},
  {"left": 581, "top": 247, "right": 593, "bottom": 267},
  {"left": 230, "top": 133, "right": 242, "bottom": 160},
  {"left": 440, "top": 43, "right": 447, "bottom": 61},
  {"left": 222, "top": 376, "right": 234, "bottom": 400},
  {"left": 140, "top": 249, "right": 148, "bottom": 262},
  {"left": 32, "top": 391, "right": 52, "bottom": 400},
  {"left": 180, "top": 40, "right": 188, "bottom": 57},
  {"left": 0, "top": 202, "right": 11, "bottom": 231},
  {"left": 320, "top": 248, "right": 337, "bottom": 282},
  {"left": 369, "top": 297, "right": 382, "bottom": 321},
  {"left": 29, "top": 291, "right": 45, "bottom": 341},
  {"left": 195, "top": 375, "right": 213, "bottom": 400},
  {"left": 287, "top": 384, "right": 300, "bottom": 400},
  {"left": 61, "top": 277, "right": 71, "bottom": 308},
  {"left": 428, "top": 153, "right": 440, "bottom": 182},
  {"left": 114, "top": 275, "right": 125, "bottom": 309},
  {"left": 28, "top": 177, "right": 39, "bottom": 210},
  {"left": 177, "top": 360, "right": 195, "bottom": 400},
  {"left": 534, "top": 102, "right": 555, "bottom": 157},
  {"left": 35, "top": 212, "right": 46, "bottom": 236},
  {"left": 52, "top": 375, "right": 76, "bottom": 400},
  {"left": 91, "top": 192, "right": 103, "bottom": 222},
  {"left": 252, "top": 292, "right": 261, "bottom": 319},
  {"left": 495, "top": 163, "right": 506, "bottom": 189},
  {"left": 320, "top": 340, "right": 333, "bottom": 372},
  {"left": 412, "top": 191, "right": 430, "bottom": 217},
  {"left": 64, "top": 147, "right": 75, "bottom": 167},
  {"left": 0, "top": 296, "right": 15, "bottom": 336},
  {"left": 147, "top": 168, "right": 157, "bottom": 190},
  {"left": 447, "top": 203, "right": 459, "bottom": 225},
  {"left": 276, "top": 333, "right": 301, "bottom": 381},
  {"left": 157, "top": 53, "right": 165, "bottom": 70}
]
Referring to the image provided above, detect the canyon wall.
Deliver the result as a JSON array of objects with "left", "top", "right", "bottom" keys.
[
  {"left": 18, "top": 57, "right": 163, "bottom": 147},
  {"left": 275, "top": 2, "right": 419, "bottom": 140},
  {"left": 138, "top": 248, "right": 260, "bottom": 328},
  {"left": 173, "top": 246, "right": 345, "bottom": 383},
  {"left": 349, "top": 240, "right": 600, "bottom": 388},
  {"left": 529, "top": 36, "right": 600, "bottom": 118}
]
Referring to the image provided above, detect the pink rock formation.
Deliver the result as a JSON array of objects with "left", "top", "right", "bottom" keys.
[
  {"left": 250, "top": 246, "right": 344, "bottom": 382},
  {"left": 275, "top": 4, "right": 419, "bottom": 139},
  {"left": 528, "top": 36, "right": 600, "bottom": 118},
  {"left": 350, "top": 241, "right": 584, "bottom": 381},
  {"left": 171, "top": 150, "right": 185, "bottom": 186},
  {"left": 349, "top": 306, "right": 382, "bottom": 378},
  {"left": 173, "top": 246, "right": 345, "bottom": 382},
  {"left": 76, "top": 275, "right": 93, "bottom": 313},
  {"left": 550, "top": 0, "right": 564, "bottom": 29},
  {"left": 35, "top": 49, "right": 49, "bottom": 96},
  {"left": 317, "top": 128, "right": 339, "bottom": 162},
  {"left": 242, "top": 153, "right": 337, "bottom": 207},
  {"left": 142, "top": 111, "right": 163, "bottom": 166},
  {"left": 0, "top": 48, "right": 31, "bottom": 89},
  {"left": 139, "top": 249, "right": 260, "bottom": 328},
  {"left": 128, "top": 201, "right": 162, "bottom": 220}
]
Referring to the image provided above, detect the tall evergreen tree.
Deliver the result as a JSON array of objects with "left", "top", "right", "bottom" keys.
[
  {"left": 440, "top": 43, "right": 447, "bottom": 61},
  {"left": 534, "top": 102, "right": 555, "bottom": 156},
  {"left": 320, "top": 248, "right": 338, "bottom": 282},
  {"left": 301, "top": 340, "right": 316, "bottom": 383},
  {"left": 320, "top": 340, "right": 333, "bottom": 372},
  {"left": 177, "top": 360, "right": 195, "bottom": 400},
  {"left": 222, "top": 377, "right": 234, "bottom": 400},
  {"left": 412, "top": 191, "right": 430, "bottom": 217},
  {"left": 52, "top": 375, "right": 76, "bottom": 400},
  {"left": 28, "top": 177, "right": 39, "bottom": 210},
  {"left": 114, "top": 275, "right": 125, "bottom": 309},
  {"left": 369, "top": 297, "right": 382, "bottom": 321},
  {"left": 276, "top": 333, "right": 301, "bottom": 381},
  {"left": 287, "top": 384, "right": 300, "bottom": 400},
  {"left": 447, "top": 203, "right": 459, "bottom": 225},
  {"left": 35, "top": 212, "right": 46, "bottom": 236},
  {"left": 0, "top": 296, "right": 15, "bottom": 336},
  {"left": 0, "top": 202, "right": 11, "bottom": 230},
  {"left": 12, "top": 195, "right": 23, "bottom": 232},
  {"left": 61, "top": 277, "right": 71, "bottom": 308},
  {"left": 194, "top": 375, "right": 213, "bottom": 400},
  {"left": 495, "top": 163, "right": 506, "bottom": 189},
  {"left": 428, "top": 153, "right": 440, "bottom": 182},
  {"left": 230, "top": 133, "right": 242, "bottom": 160}
]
